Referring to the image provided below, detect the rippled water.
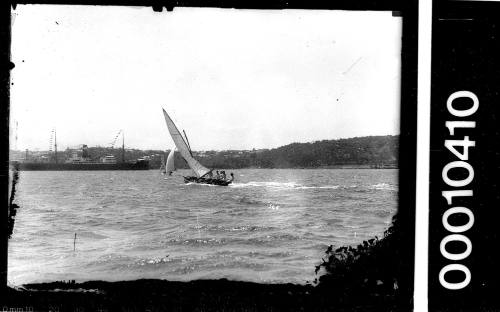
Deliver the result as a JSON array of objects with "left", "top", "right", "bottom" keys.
[{"left": 8, "top": 169, "right": 398, "bottom": 285}]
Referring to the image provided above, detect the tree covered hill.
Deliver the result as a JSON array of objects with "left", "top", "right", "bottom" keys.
[{"left": 196, "top": 135, "right": 398, "bottom": 169}]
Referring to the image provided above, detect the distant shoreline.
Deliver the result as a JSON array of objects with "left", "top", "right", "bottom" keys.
[
  {"left": 11, "top": 135, "right": 399, "bottom": 171},
  {"left": 256, "top": 165, "right": 398, "bottom": 169}
]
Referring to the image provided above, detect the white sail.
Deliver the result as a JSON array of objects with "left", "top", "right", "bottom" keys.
[
  {"left": 166, "top": 148, "right": 175, "bottom": 174},
  {"left": 162, "top": 109, "right": 211, "bottom": 178}
]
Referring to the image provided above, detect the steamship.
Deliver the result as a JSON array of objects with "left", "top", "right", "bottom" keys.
[{"left": 11, "top": 131, "right": 149, "bottom": 171}]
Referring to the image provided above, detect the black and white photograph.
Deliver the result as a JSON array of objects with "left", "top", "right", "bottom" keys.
[{"left": 3, "top": 3, "right": 418, "bottom": 311}]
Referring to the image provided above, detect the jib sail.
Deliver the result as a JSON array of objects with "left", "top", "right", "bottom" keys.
[{"left": 166, "top": 147, "right": 176, "bottom": 175}]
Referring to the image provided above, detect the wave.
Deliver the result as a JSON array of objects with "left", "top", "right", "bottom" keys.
[
  {"left": 163, "top": 237, "right": 229, "bottom": 247},
  {"left": 233, "top": 196, "right": 281, "bottom": 210},
  {"left": 180, "top": 180, "right": 392, "bottom": 191},
  {"left": 247, "top": 250, "right": 294, "bottom": 258},
  {"left": 343, "top": 224, "right": 362, "bottom": 229},
  {"left": 246, "top": 233, "right": 302, "bottom": 245},
  {"left": 135, "top": 256, "right": 171, "bottom": 266},
  {"left": 193, "top": 224, "right": 279, "bottom": 234},
  {"left": 230, "top": 181, "right": 300, "bottom": 189},
  {"left": 267, "top": 202, "right": 280, "bottom": 210},
  {"left": 230, "top": 181, "right": 340, "bottom": 190},
  {"left": 236, "top": 196, "right": 263, "bottom": 205},
  {"left": 369, "top": 183, "right": 397, "bottom": 191},
  {"left": 295, "top": 185, "right": 340, "bottom": 190},
  {"left": 184, "top": 182, "right": 217, "bottom": 187}
]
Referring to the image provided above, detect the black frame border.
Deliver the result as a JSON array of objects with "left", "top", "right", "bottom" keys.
[{"left": 0, "top": 0, "right": 418, "bottom": 309}]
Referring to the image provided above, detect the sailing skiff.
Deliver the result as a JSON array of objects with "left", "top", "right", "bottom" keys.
[{"left": 162, "top": 108, "right": 234, "bottom": 186}]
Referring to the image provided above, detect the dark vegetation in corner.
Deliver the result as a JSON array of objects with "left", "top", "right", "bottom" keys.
[{"left": 313, "top": 213, "right": 409, "bottom": 309}]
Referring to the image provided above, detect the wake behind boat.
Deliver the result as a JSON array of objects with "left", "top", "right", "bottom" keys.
[{"left": 162, "top": 108, "right": 234, "bottom": 186}]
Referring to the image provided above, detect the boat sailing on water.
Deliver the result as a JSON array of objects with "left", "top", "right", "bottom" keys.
[
  {"left": 162, "top": 108, "right": 234, "bottom": 186},
  {"left": 160, "top": 147, "right": 176, "bottom": 176}
]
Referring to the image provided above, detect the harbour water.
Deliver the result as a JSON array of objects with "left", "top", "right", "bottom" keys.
[{"left": 8, "top": 169, "right": 398, "bottom": 285}]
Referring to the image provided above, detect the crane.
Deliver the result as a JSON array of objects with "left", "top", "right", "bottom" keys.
[
  {"left": 109, "top": 130, "right": 123, "bottom": 149},
  {"left": 108, "top": 130, "right": 125, "bottom": 162},
  {"left": 48, "top": 128, "right": 58, "bottom": 163},
  {"left": 48, "top": 129, "right": 55, "bottom": 152}
]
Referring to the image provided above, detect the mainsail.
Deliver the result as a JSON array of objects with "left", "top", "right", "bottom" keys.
[
  {"left": 166, "top": 147, "right": 176, "bottom": 175},
  {"left": 162, "top": 109, "right": 211, "bottom": 178}
]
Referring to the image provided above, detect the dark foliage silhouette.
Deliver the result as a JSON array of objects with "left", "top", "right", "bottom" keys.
[{"left": 313, "top": 213, "right": 407, "bottom": 308}]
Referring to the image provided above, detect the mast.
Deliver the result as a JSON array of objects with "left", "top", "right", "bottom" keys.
[
  {"left": 54, "top": 129, "right": 58, "bottom": 164},
  {"left": 121, "top": 130, "right": 125, "bottom": 163}
]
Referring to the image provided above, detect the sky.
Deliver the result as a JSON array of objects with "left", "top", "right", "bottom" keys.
[{"left": 10, "top": 6, "right": 402, "bottom": 151}]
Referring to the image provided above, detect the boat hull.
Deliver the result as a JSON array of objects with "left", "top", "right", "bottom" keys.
[
  {"left": 183, "top": 176, "right": 232, "bottom": 186},
  {"left": 12, "top": 160, "right": 150, "bottom": 171}
]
